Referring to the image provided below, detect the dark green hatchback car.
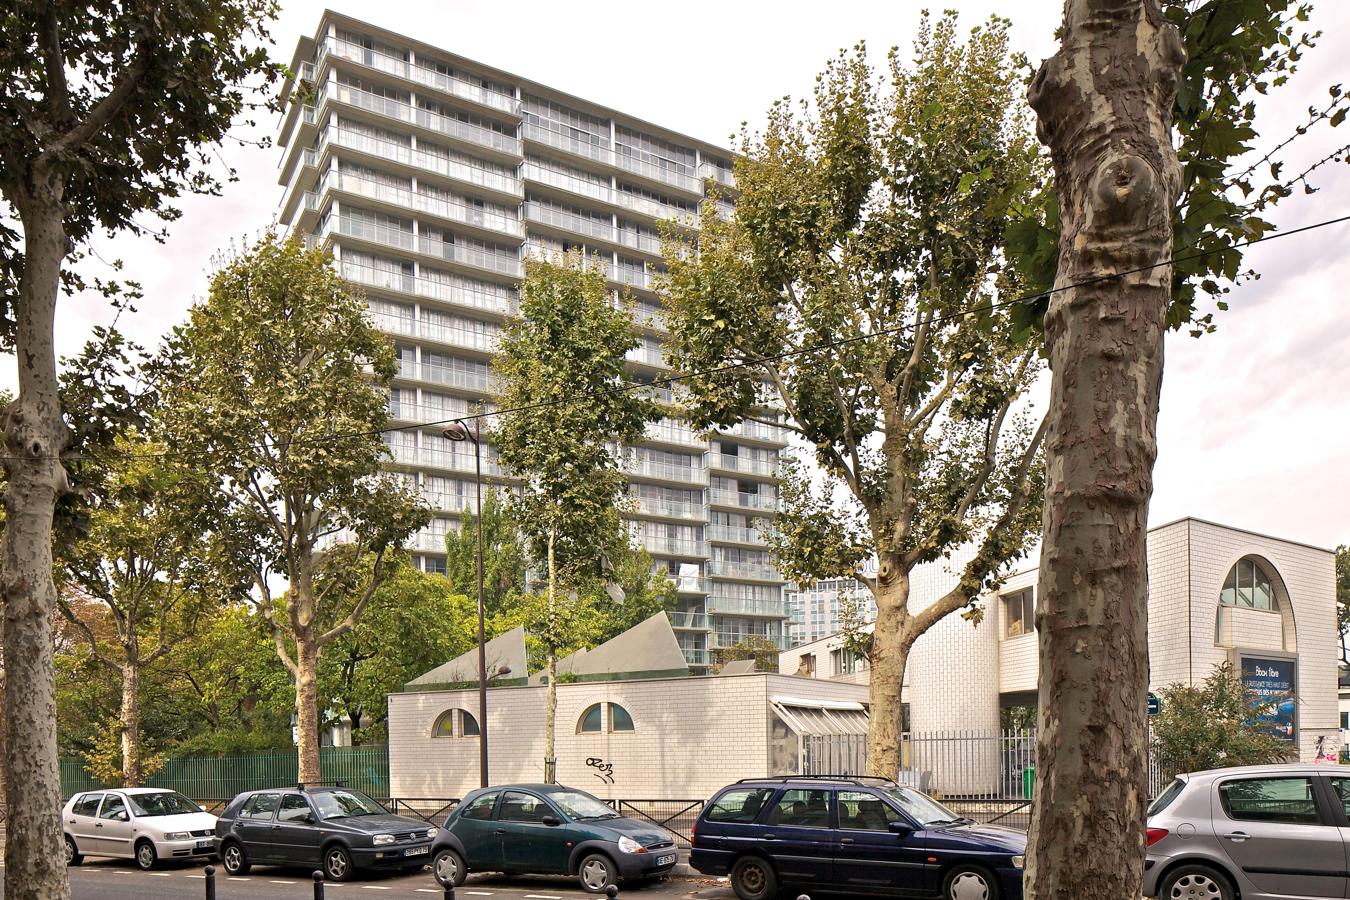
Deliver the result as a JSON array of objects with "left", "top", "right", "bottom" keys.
[{"left": 431, "top": 784, "right": 678, "bottom": 893}]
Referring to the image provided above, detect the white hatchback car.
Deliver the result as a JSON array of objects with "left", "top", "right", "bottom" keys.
[{"left": 63, "top": 788, "right": 218, "bottom": 869}]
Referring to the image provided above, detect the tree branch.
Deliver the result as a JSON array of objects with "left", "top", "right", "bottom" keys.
[
  {"left": 317, "top": 549, "right": 389, "bottom": 646},
  {"left": 55, "top": 602, "right": 120, "bottom": 672},
  {"left": 50, "top": 33, "right": 153, "bottom": 156},
  {"left": 38, "top": 6, "right": 72, "bottom": 128}
]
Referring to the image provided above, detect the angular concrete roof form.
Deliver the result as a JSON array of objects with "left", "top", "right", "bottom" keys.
[
  {"left": 406, "top": 625, "right": 527, "bottom": 689},
  {"left": 528, "top": 611, "right": 689, "bottom": 684}
]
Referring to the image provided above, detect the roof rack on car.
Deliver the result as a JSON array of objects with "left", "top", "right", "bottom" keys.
[
  {"left": 295, "top": 780, "right": 347, "bottom": 790},
  {"left": 733, "top": 775, "right": 899, "bottom": 787}
]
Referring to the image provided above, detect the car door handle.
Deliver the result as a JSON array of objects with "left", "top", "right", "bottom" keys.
[
  {"left": 1223, "top": 832, "right": 1250, "bottom": 843},
  {"left": 762, "top": 834, "right": 777, "bottom": 841},
  {"left": 95, "top": 823, "right": 103, "bottom": 829},
  {"left": 840, "top": 838, "right": 855, "bottom": 844},
  {"left": 495, "top": 829, "right": 506, "bottom": 835}
]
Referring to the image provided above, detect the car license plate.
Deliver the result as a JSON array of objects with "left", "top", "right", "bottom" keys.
[
  {"left": 403, "top": 846, "right": 429, "bottom": 857},
  {"left": 656, "top": 853, "right": 676, "bottom": 867},
  {"left": 195, "top": 841, "right": 211, "bottom": 850}
]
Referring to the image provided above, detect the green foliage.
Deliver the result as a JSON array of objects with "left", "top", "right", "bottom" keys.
[
  {"left": 0, "top": 0, "right": 282, "bottom": 341},
  {"left": 1336, "top": 545, "right": 1349, "bottom": 664},
  {"left": 660, "top": 13, "right": 1046, "bottom": 601},
  {"left": 80, "top": 721, "right": 166, "bottom": 788},
  {"left": 1151, "top": 664, "right": 1292, "bottom": 779},
  {"left": 713, "top": 635, "right": 781, "bottom": 673},
  {"left": 1011, "top": 0, "right": 1348, "bottom": 337},
  {"left": 445, "top": 489, "right": 528, "bottom": 617}
]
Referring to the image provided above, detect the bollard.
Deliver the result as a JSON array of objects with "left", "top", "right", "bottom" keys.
[
  {"left": 606, "top": 886, "right": 618, "bottom": 899},
  {"left": 203, "top": 864, "right": 216, "bottom": 900},
  {"left": 797, "top": 895, "right": 811, "bottom": 900},
  {"left": 443, "top": 878, "right": 455, "bottom": 899},
  {"left": 313, "top": 869, "right": 326, "bottom": 900}
]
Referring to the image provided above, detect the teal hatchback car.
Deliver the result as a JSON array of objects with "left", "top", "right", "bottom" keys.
[{"left": 430, "top": 784, "right": 678, "bottom": 893}]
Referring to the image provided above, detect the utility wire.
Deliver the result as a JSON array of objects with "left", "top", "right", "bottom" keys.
[{"left": 9, "top": 211, "right": 1350, "bottom": 465}]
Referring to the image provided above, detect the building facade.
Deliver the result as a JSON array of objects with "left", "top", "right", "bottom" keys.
[
  {"left": 786, "top": 577, "right": 877, "bottom": 647},
  {"left": 274, "top": 13, "right": 790, "bottom": 672},
  {"left": 781, "top": 519, "right": 1341, "bottom": 766}
]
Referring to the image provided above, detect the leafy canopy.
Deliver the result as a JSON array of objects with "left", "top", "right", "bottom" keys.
[{"left": 1151, "top": 663, "right": 1292, "bottom": 780}]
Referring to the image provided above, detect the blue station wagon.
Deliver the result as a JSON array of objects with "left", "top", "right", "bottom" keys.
[{"left": 691, "top": 776, "right": 1025, "bottom": 900}]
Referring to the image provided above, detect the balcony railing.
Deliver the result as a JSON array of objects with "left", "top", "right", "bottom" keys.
[
  {"left": 422, "top": 493, "right": 477, "bottom": 514},
  {"left": 522, "top": 161, "right": 613, "bottom": 204},
  {"left": 707, "top": 559, "right": 782, "bottom": 581},
  {"left": 341, "top": 259, "right": 519, "bottom": 316},
  {"left": 326, "top": 126, "right": 522, "bottom": 196},
  {"left": 614, "top": 190, "right": 697, "bottom": 226},
  {"left": 388, "top": 401, "right": 470, "bottom": 424},
  {"left": 707, "top": 596, "right": 788, "bottom": 617},
  {"left": 615, "top": 264, "right": 651, "bottom": 290},
  {"left": 333, "top": 214, "right": 415, "bottom": 251},
  {"left": 706, "top": 524, "right": 773, "bottom": 545},
  {"left": 388, "top": 443, "right": 505, "bottom": 477},
  {"left": 719, "top": 421, "right": 788, "bottom": 444},
  {"left": 673, "top": 576, "right": 710, "bottom": 594},
  {"left": 397, "top": 358, "right": 496, "bottom": 392},
  {"left": 618, "top": 229, "right": 663, "bottom": 256},
  {"left": 707, "top": 453, "right": 777, "bottom": 477},
  {"left": 631, "top": 496, "right": 704, "bottom": 520},
  {"left": 406, "top": 530, "right": 452, "bottom": 553},
  {"left": 369, "top": 312, "right": 499, "bottom": 352},
  {"left": 322, "top": 170, "right": 522, "bottom": 237},
  {"left": 627, "top": 457, "right": 706, "bottom": 484},
  {"left": 668, "top": 612, "right": 711, "bottom": 630},
  {"left": 641, "top": 536, "right": 708, "bottom": 557},
  {"left": 331, "top": 83, "right": 521, "bottom": 155},
  {"left": 680, "top": 647, "right": 711, "bottom": 666},
  {"left": 523, "top": 201, "right": 616, "bottom": 243},
  {"left": 626, "top": 345, "right": 667, "bottom": 368},
  {"left": 614, "top": 151, "right": 701, "bottom": 193},
  {"left": 417, "top": 236, "right": 522, "bottom": 277},
  {"left": 521, "top": 122, "right": 615, "bottom": 165},
  {"left": 645, "top": 419, "right": 703, "bottom": 446},
  {"left": 699, "top": 161, "right": 736, "bottom": 189},
  {"left": 707, "top": 490, "right": 778, "bottom": 512}
]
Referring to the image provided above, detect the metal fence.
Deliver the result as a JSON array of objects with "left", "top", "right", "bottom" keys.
[
  {"left": 610, "top": 799, "right": 706, "bottom": 848},
  {"left": 59, "top": 746, "right": 390, "bottom": 802}
]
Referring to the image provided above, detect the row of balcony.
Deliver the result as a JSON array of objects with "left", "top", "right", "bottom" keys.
[
  {"left": 326, "top": 125, "right": 522, "bottom": 197},
  {"left": 328, "top": 214, "right": 523, "bottom": 277},
  {"left": 342, "top": 259, "right": 519, "bottom": 316},
  {"left": 386, "top": 443, "right": 505, "bottom": 477},
  {"left": 369, "top": 311, "right": 500, "bottom": 353},
  {"left": 327, "top": 82, "right": 521, "bottom": 156},
  {"left": 705, "top": 559, "right": 783, "bottom": 581},
  {"left": 707, "top": 596, "right": 790, "bottom": 618},
  {"left": 396, "top": 358, "right": 497, "bottom": 392},
  {"left": 320, "top": 170, "right": 522, "bottom": 237},
  {"left": 320, "top": 36, "right": 519, "bottom": 115},
  {"left": 520, "top": 124, "right": 704, "bottom": 196}
]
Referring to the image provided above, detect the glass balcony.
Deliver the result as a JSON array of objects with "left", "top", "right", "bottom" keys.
[
  {"left": 522, "top": 161, "right": 613, "bottom": 204},
  {"left": 322, "top": 171, "right": 522, "bottom": 238},
  {"left": 408, "top": 65, "right": 516, "bottom": 115},
  {"left": 631, "top": 496, "right": 704, "bottom": 520},
  {"left": 707, "top": 489, "right": 778, "bottom": 512},
  {"left": 523, "top": 201, "right": 617, "bottom": 243},
  {"left": 707, "top": 559, "right": 782, "bottom": 581},
  {"left": 614, "top": 190, "right": 697, "bottom": 225},
  {"left": 401, "top": 360, "right": 495, "bottom": 392},
  {"left": 369, "top": 312, "right": 499, "bottom": 352},
  {"left": 707, "top": 453, "right": 777, "bottom": 476},
  {"left": 417, "top": 236, "right": 522, "bottom": 277},
  {"left": 707, "top": 596, "right": 788, "bottom": 617},
  {"left": 673, "top": 576, "right": 710, "bottom": 594},
  {"left": 615, "top": 152, "right": 702, "bottom": 194},
  {"left": 325, "top": 126, "right": 521, "bottom": 197},
  {"left": 331, "top": 83, "right": 521, "bottom": 156},
  {"left": 414, "top": 273, "right": 517, "bottom": 316},
  {"left": 641, "top": 536, "right": 709, "bottom": 557},
  {"left": 618, "top": 229, "right": 663, "bottom": 256},
  {"left": 706, "top": 524, "right": 773, "bottom": 545},
  {"left": 389, "top": 443, "right": 505, "bottom": 477},
  {"left": 680, "top": 647, "right": 711, "bottom": 666},
  {"left": 521, "top": 122, "right": 615, "bottom": 165},
  {"left": 719, "top": 420, "right": 787, "bottom": 444},
  {"left": 699, "top": 161, "right": 736, "bottom": 189},
  {"left": 406, "top": 530, "right": 452, "bottom": 553},
  {"left": 340, "top": 259, "right": 416, "bottom": 294},
  {"left": 388, "top": 401, "right": 469, "bottom": 425},
  {"left": 628, "top": 457, "right": 706, "bottom": 484},
  {"left": 626, "top": 344, "right": 667, "bottom": 368},
  {"left": 715, "top": 200, "right": 735, "bottom": 221},
  {"left": 645, "top": 419, "right": 703, "bottom": 446},
  {"left": 422, "top": 492, "right": 477, "bottom": 514},
  {"left": 615, "top": 264, "right": 650, "bottom": 290},
  {"left": 333, "top": 214, "right": 416, "bottom": 251},
  {"left": 668, "top": 612, "right": 711, "bottom": 630}
]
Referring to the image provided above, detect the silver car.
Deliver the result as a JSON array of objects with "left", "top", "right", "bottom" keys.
[{"left": 1144, "top": 763, "right": 1350, "bottom": 900}]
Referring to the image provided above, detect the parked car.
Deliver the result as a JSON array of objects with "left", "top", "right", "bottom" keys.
[
  {"left": 691, "top": 776, "right": 1025, "bottom": 900},
  {"left": 430, "top": 783, "right": 678, "bottom": 893},
  {"left": 63, "top": 788, "right": 217, "bottom": 870},
  {"left": 1145, "top": 763, "right": 1350, "bottom": 900},
  {"left": 213, "top": 784, "right": 436, "bottom": 881}
]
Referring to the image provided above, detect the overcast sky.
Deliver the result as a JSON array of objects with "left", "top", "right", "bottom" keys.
[{"left": 15, "top": 0, "right": 1350, "bottom": 550}]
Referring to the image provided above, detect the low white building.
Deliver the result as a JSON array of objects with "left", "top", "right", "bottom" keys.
[{"left": 781, "top": 518, "right": 1340, "bottom": 766}]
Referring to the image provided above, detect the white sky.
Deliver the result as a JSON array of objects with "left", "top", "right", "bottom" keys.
[{"left": 15, "top": 0, "right": 1350, "bottom": 550}]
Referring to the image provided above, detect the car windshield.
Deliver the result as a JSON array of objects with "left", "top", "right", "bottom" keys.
[
  {"left": 880, "top": 787, "right": 964, "bottom": 827},
  {"left": 550, "top": 791, "right": 618, "bottom": 820},
  {"left": 312, "top": 790, "right": 386, "bottom": 819},
  {"left": 127, "top": 792, "right": 201, "bottom": 817}
]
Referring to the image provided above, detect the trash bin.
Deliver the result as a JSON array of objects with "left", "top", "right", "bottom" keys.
[{"left": 1022, "top": 766, "right": 1035, "bottom": 799}]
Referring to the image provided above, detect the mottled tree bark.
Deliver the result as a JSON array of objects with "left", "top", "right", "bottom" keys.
[
  {"left": 3, "top": 185, "right": 74, "bottom": 900},
  {"left": 866, "top": 565, "right": 913, "bottom": 777},
  {"left": 120, "top": 665, "right": 141, "bottom": 787},
  {"left": 544, "top": 525, "right": 557, "bottom": 782},
  {"left": 1025, "top": 2, "right": 1184, "bottom": 898},
  {"left": 295, "top": 635, "right": 321, "bottom": 784}
]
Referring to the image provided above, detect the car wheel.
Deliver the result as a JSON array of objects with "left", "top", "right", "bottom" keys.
[
  {"left": 943, "top": 865, "right": 999, "bottom": 900},
  {"left": 64, "top": 835, "right": 83, "bottom": 867},
  {"left": 1160, "top": 864, "right": 1234, "bottom": 900},
  {"left": 134, "top": 840, "right": 158, "bottom": 871},
  {"left": 433, "top": 848, "right": 467, "bottom": 887},
  {"left": 730, "top": 855, "right": 779, "bottom": 900},
  {"left": 577, "top": 852, "right": 616, "bottom": 894},
  {"left": 221, "top": 840, "right": 251, "bottom": 876},
  {"left": 324, "top": 844, "right": 354, "bottom": 882}
]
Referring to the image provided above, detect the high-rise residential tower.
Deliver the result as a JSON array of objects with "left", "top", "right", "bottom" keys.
[{"left": 274, "top": 12, "right": 789, "bottom": 671}]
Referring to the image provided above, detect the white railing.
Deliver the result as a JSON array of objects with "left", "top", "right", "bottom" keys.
[
  {"left": 707, "top": 453, "right": 777, "bottom": 476},
  {"left": 417, "top": 236, "right": 522, "bottom": 277},
  {"left": 521, "top": 161, "right": 613, "bottom": 204},
  {"left": 631, "top": 496, "right": 704, "bottom": 520},
  {"left": 422, "top": 492, "right": 478, "bottom": 514},
  {"left": 388, "top": 402, "right": 468, "bottom": 424},
  {"left": 325, "top": 126, "right": 521, "bottom": 197},
  {"left": 626, "top": 345, "right": 667, "bottom": 368},
  {"left": 706, "top": 596, "right": 788, "bottom": 617},
  {"left": 719, "top": 421, "right": 787, "bottom": 444},
  {"left": 415, "top": 273, "right": 517, "bottom": 316},
  {"left": 521, "top": 122, "right": 615, "bottom": 165},
  {"left": 645, "top": 419, "right": 703, "bottom": 446},
  {"left": 406, "top": 530, "right": 452, "bottom": 553},
  {"left": 331, "top": 83, "right": 520, "bottom": 155},
  {"left": 668, "top": 612, "right": 711, "bottom": 630},
  {"left": 615, "top": 264, "right": 650, "bottom": 290},
  {"left": 523, "top": 201, "right": 616, "bottom": 243},
  {"left": 615, "top": 151, "right": 702, "bottom": 193},
  {"left": 641, "top": 536, "right": 708, "bottom": 557},
  {"left": 706, "top": 524, "right": 773, "bottom": 545},
  {"left": 407, "top": 65, "right": 516, "bottom": 114},
  {"left": 333, "top": 214, "right": 415, "bottom": 251},
  {"left": 707, "top": 490, "right": 778, "bottom": 512},
  {"left": 674, "top": 576, "right": 710, "bottom": 594},
  {"left": 618, "top": 229, "right": 663, "bottom": 256},
  {"left": 680, "top": 647, "right": 711, "bottom": 666},
  {"left": 369, "top": 312, "right": 499, "bottom": 352},
  {"left": 699, "top": 161, "right": 736, "bottom": 189},
  {"left": 707, "top": 559, "right": 781, "bottom": 581},
  {"left": 322, "top": 170, "right": 522, "bottom": 237},
  {"left": 401, "top": 360, "right": 495, "bottom": 392},
  {"left": 628, "top": 457, "right": 706, "bottom": 484},
  {"left": 614, "top": 190, "right": 697, "bottom": 225}
]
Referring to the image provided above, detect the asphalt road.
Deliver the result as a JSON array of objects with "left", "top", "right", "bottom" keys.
[{"left": 0, "top": 859, "right": 735, "bottom": 900}]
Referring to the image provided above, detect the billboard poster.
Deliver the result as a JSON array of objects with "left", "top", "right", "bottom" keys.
[{"left": 1240, "top": 655, "right": 1297, "bottom": 743}]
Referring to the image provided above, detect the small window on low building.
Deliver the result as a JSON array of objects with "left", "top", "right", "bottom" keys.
[
  {"left": 461, "top": 710, "right": 480, "bottom": 736},
  {"left": 432, "top": 710, "right": 455, "bottom": 738},
  {"left": 578, "top": 703, "right": 604, "bottom": 733},
  {"left": 432, "top": 708, "right": 479, "bottom": 738},
  {"left": 1221, "top": 558, "right": 1275, "bottom": 611},
  {"left": 610, "top": 704, "right": 634, "bottom": 732},
  {"left": 1003, "top": 588, "right": 1035, "bottom": 638}
]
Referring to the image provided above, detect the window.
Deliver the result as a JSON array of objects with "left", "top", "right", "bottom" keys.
[
  {"left": 99, "top": 794, "right": 128, "bottom": 821},
  {"left": 1147, "top": 779, "right": 1187, "bottom": 818},
  {"left": 241, "top": 792, "right": 281, "bottom": 820},
  {"left": 433, "top": 708, "right": 479, "bottom": 738},
  {"left": 127, "top": 792, "right": 200, "bottom": 817},
  {"left": 800, "top": 654, "right": 817, "bottom": 678},
  {"left": 461, "top": 710, "right": 480, "bottom": 736},
  {"left": 837, "top": 791, "right": 894, "bottom": 832},
  {"left": 1342, "top": 712, "right": 1349, "bottom": 730},
  {"left": 1329, "top": 779, "right": 1350, "bottom": 819},
  {"left": 766, "top": 789, "right": 832, "bottom": 828},
  {"left": 610, "top": 704, "right": 634, "bottom": 732},
  {"left": 278, "top": 794, "right": 313, "bottom": 823},
  {"left": 73, "top": 794, "right": 103, "bottom": 818},
  {"left": 705, "top": 788, "right": 773, "bottom": 824},
  {"left": 1221, "top": 558, "right": 1275, "bottom": 610},
  {"left": 499, "top": 791, "right": 549, "bottom": 823},
  {"left": 1219, "top": 777, "right": 1319, "bottom": 824},
  {"left": 578, "top": 704, "right": 603, "bottom": 733},
  {"left": 433, "top": 709, "right": 455, "bottom": 738},
  {"left": 1003, "top": 588, "right": 1035, "bottom": 638},
  {"left": 459, "top": 792, "right": 497, "bottom": 821}
]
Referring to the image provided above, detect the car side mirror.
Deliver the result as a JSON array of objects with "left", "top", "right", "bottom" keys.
[
  {"left": 304, "top": 814, "right": 316, "bottom": 824},
  {"left": 888, "top": 821, "right": 912, "bottom": 836},
  {"left": 541, "top": 815, "right": 561, "bottom": 827}
]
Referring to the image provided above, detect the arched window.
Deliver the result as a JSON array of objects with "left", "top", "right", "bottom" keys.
[
  {"left": 578, "top": 704, "right": 604, "bottom": 733},
  {"left": 432, "top": 708, "right": 479, "bottom": 738},
  {"left": 610, "top": 704, "right": 635, "bottom": 732},
  {"left": 1221, "top": 558, "right": 1275, "bottom": 611}
]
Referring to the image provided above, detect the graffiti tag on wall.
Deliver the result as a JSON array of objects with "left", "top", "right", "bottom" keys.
[{"left": 586, "top": 756, "right": 615, "bottom": 784}]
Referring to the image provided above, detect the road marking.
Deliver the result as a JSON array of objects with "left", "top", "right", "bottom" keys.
[
  {"left": 524, "top": 895, "right": 563, "bottom": 899},
  {"left": 463, "top": 893, "right": 495, "bottom": 897},
  {"left": 359, "top": 887, "right": 390, "bottom": 892},
  {"left": 414, "top": 891, "right": 441, "bottom": 895},
  {"left": 114, "top": 871, "right": 134, "bottom": 876},
  {"left": 152, "top": 872, "right": 171, "bottom": 876},
  {"left": 185, "top": 874, "right": 205, "bottom": 878},
  {"left": 270, "top": 879, "right": 297, "bottom": 884}
]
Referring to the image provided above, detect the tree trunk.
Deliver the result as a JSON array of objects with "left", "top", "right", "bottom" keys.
[
  {"left": 3, "top": 190, "right": 73, "bottom": 900},
  {"left": 866, "top": 562, "right": 912, "bottom": 778},
  {"left": 1025, "top": 3, "right": 1184, "bottom": 897},
  {"left": 120, "top": 665, "right": 142, "bottom": 787},
  {"left": 544, "top": 524, "right": 557, "bottom": 782},
  {"left": 295, "top": 635, "right": 322, "bottom": 784}
]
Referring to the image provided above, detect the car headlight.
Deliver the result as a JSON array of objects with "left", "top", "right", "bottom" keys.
[
  {"left": 162, "top": 832, "right": 192, "bottom": 841},
  {"left": 1011, "top": 855, "right": 1025, "bottom": 869},
  {"left": 425, "top": 827, "right": 438, "bottom": 840},
  {"left": 617, "top": 835, "right": 646, "bottom": 854},
  {"left": 372, "top": 834, "right": 395, "bottom": 846}
]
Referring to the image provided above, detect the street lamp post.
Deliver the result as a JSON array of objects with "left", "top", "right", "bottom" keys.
[{"left": 444, "top": 418, "right": 488, "bottom": 788}]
